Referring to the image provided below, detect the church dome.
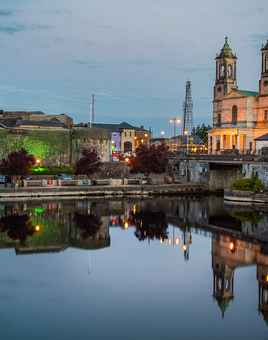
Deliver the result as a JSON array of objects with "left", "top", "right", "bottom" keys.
[{"left": 216, "top": 37, "right": 236, "bottom": 59}]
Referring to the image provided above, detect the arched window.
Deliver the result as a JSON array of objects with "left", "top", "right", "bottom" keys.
[
  {"left": 228, "top": 64, "right": 233, "bottom": 78},
  {"left": 124, "top": 141, "right": 132, "bottom": 153},
  {"left": 232, "top": 105, "right": 238, "bottom": 124},
  {"left": 217, "top": 114, "right": 221, "bottom": 126}
]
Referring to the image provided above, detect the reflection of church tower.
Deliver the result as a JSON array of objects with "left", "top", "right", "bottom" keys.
[
  {"left": 212, "top": 259, "right": 234, "bottom": 318},
  {"left": 257, "top": 264, "right": 268, "bottom": 325},
  {"left": 212, "top": 236, "right": 236, "bottom": 318}
]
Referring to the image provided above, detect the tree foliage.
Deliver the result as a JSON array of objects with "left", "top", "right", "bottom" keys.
[
  {"left": 0, "top": 214, "right": 35, "bottom": 242},
  {"left": 232, "top": 175, "right": 265, "bottom": 192},
  {"left": 75, "top": 148, "right": 101, "bottom": 175},
  {"left": 0, "top": 149, "right": 35, "bottom": 175},
  {"left": 131, "top": 210, "right": 168, "bottom": 241},
  {"left": 192, "top": 124, "right": 212, "bottom": 145},
  {"left": 130, "top": 144, "right": 168, "bottom": 175},
  {"left": 73, "top": 213, "right": 102, "bottom": 239}
]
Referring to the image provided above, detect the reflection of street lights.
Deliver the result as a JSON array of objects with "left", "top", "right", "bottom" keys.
[{"left": 169, "top": 118, "right": 181, "bottom": 137}]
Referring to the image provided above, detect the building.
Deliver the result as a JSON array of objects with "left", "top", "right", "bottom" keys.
[
  {"left": 0, "top": 110, "right": 111, "bottom": 165},
  {"left": 255, "top": 133, "right": 268, "bottom": 154},
  {"left": 72, "top": 127, "right": 111, "bottom": 163},
  {"left": 91, "top": 121, "right": 151, "bottom": 155},
  {"left": 208, "top": 38, "right": 268, "bottom": 154}
]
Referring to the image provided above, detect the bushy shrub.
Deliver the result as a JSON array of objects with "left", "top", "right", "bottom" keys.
[{"left": 232, "top": 175, "right": 265, "bottom": 192}]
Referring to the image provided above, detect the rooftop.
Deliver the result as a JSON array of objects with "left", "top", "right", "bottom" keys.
[
  {"left": 237, "top": 90, "right": 259, "bottom": 97},
  {"left": 216, "top": 37, "right": 236, "bottom": 59},
  {"left": 255, "top": 133, "right": 268, "bottom": 141}
]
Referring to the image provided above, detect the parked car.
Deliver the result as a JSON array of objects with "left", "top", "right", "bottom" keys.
[
  {"left": 56, "top": 174, "right": 74, "bottom": 181},
  {"left": 0, "top": 175, "right": 8, "bottom": 184}
]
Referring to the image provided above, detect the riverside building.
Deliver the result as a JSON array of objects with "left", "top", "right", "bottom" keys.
[{"left": 208, "top": 38, "right": 268, "bottom": 154}]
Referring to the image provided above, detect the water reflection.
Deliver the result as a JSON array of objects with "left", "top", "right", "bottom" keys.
[{"left": 0, "top": 197, "right": 268, "bottom": 329}]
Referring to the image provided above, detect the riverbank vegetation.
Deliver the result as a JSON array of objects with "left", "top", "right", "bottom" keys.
[{"left": 232, "top": 175, "right": 265, "bottom": 192}]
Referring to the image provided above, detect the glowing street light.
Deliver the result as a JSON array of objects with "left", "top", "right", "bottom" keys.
[{"left": 169, "top": 117, "right": 181, "bottom": 137}]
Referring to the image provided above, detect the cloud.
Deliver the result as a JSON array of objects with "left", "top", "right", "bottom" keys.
[
  {"left": 0, "top": 24, "right": 26, "bottom": 35},
  {"left": 250, "top": 33, "right": 268, "bottom": 43},
  {"left": 0, "top": 10, "right": 15, "bottom": 17},
  {"left": 73, "top": 59, "right": 104, "bottom": 69},
  {"left": 0, "top": 23, "right": 53, "bottom": 35}
]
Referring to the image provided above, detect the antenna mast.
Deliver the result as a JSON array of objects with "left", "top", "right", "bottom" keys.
[
  {"left": 89, "top": 94, "right": 95, "bottom": 128},
  {"left": 182, "top": 81, "right": 193, "bottom": 135}
]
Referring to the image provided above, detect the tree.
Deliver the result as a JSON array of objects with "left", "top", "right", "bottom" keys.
[
  {"left": 192, "top": 124, "right": 212, "bottom": 145},
  {"left": 130, "top": 144, "right": 169, "bottom": 175},
  {"left": 73, "top": 212, "right": 102, "bottom": 239},
  {"left": 0, "top": 149, "right": 35, "bottom": 175},
  {"left": 0, "top": 214, "right": 35, "bottom": 243},
  {"left": 131, "top": 209, "right": 169, "bottom": 241},
  {"left": 75, "top": 148, "right": 101, "bottom": 175}
]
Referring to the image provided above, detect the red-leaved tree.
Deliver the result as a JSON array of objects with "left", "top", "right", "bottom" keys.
[
  {"left": 130, "top": 144, "right": 168, "bottom": 175},
  {"left": 0, "top": 149, "right": 35, "bottom": 175},
  {"left": 75, "top": 148, "right": 101, "bottom": 175}
]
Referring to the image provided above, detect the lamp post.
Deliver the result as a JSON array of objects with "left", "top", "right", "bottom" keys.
[{"left": 169, "top": 118, "right": 181, "bottom": 138}]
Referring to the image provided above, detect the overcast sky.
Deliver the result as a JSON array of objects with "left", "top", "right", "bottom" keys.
[{"left": 0, "top": 0, "right": 267, "bottom": 135}]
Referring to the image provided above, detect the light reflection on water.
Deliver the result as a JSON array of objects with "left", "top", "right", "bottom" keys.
[{"left": 0, "top": 196, "right": 267, "bottom": 340}]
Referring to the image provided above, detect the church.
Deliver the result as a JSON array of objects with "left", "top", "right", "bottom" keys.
[{"left": 208, "top": 37, "right": 268, "bottom": 154}]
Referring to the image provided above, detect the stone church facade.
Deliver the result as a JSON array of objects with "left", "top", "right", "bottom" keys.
[{"left": 208, "top": 38, "right": 268, "bottom": 154}]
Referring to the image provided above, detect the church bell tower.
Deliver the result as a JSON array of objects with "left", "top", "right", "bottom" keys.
[
  {"left": 214, "top": 37, "right": 238, "bottom": 101},
  {"left": 259, "top": 41, "right": 268, "bottom": 96}
]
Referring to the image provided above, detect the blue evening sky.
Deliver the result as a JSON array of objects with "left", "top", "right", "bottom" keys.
[{"left": 0, "top": 0, "right": 267, "bottom": 136}]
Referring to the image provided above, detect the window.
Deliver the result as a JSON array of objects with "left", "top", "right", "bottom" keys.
[
  {"left": 217, "top": 114, "right": 221, "bottom": 126},
  {"left": 232, "top": 105, "right": 238, "bottom": 124},
  {"left": 265, "top": 110, "right": 268, "bottom": 121}
]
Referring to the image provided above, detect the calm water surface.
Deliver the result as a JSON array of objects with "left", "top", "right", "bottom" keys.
[{"left": 0, "top": 196, "right": 267, "bottom": 340}]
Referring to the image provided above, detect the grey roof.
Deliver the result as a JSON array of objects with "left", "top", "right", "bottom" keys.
[
  {"left": 255, "top": 133, "right": 268, "bottom": 141},
  {"left": 1, "top": 110, "right": 45, "bottom": 116},
  {"left": 92, "top": 121, "right": 137, "bottom": 132},
  {"left": 15, "top": 119, "right": 66, "bottom": 128},
  {"left": 0, "top": 118, "right": 19, "bottom": 128},
  {"left": 73, "top": 126, "right": 110, "bottom": 139}
]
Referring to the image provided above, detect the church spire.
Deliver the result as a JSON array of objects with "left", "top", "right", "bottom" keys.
[{"left": 217, "top": 37, "right": 236, "bottom": 59}]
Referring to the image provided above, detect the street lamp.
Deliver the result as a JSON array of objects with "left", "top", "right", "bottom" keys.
[
  {"left": 169, "top": 118, "right": 181, "bottom": 137},
  {"left": 160, "top": 131, "right": 165, "bottom": 136}
]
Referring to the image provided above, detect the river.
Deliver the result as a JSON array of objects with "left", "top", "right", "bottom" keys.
[{"left": 0, "top": 196, "right": 267, "bottom": 339}]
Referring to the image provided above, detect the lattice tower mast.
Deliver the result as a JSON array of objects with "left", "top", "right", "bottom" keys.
[{"left": 182, "top": 81, "right": 193, "bottom": 135}]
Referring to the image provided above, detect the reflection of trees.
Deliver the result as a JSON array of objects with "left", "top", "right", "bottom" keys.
[
  {"left": 0, "top": 214, "right": 35, "bottom": 243},
  {"left": 230, "top": 211, "right": 262, "bottom": 225},
  {"left": 73, "top": 213, "right": 102, "bottom": 240},
  {"left": 131, "top": 210, "right": 168, "bottom": 241}
]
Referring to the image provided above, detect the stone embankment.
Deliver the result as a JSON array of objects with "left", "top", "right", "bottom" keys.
[
  {"left": 224, "top": 189, "right": 268, "bottom": 205},
  {"left": 0, "top": 183, "right": 208, "bottom": 201}
]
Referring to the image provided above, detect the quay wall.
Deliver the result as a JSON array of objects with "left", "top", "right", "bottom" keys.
[{"left": 0, "top": 183, "right": 208, "bottom": 201}]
